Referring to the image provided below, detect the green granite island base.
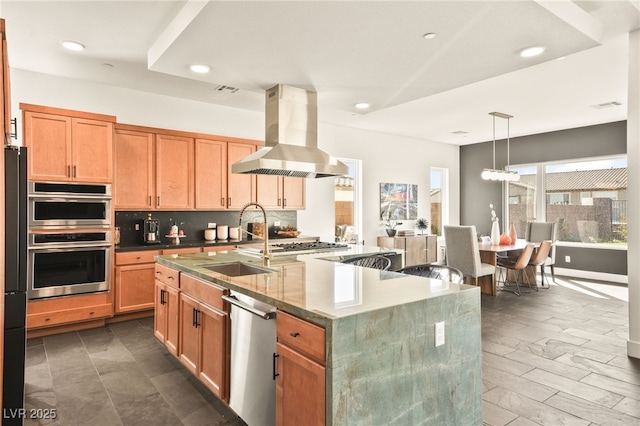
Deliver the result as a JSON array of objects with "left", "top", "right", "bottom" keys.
[{"left": 155, "top": 247, "right": 482, "bottom": 425}]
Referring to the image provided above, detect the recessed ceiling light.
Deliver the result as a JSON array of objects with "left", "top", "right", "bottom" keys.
[
  {"left": 520, "top": 46, "right": 545, "bottom": 58},
  {"left": 354, "top": 102, "right": 370, "bottom": 110},
  {"left": 61, "top": 40, "right": 85, "bottom": 51},
  {"left": 190, "top": 64, "right": 210, "bottom": 74},
  {"left": 423, "top": 33, "right": 437, "bottom": 40}
]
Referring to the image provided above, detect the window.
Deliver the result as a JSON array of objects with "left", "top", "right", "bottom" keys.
[
  {"left": 508, "top": 156, "right": 627, "bottom": 245},
  {"left": 430, "top": 168, "right": 449, "bottom": 236}
]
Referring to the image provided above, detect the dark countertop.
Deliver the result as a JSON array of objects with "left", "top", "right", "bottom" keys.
[{"left": 115, "top": 235, "right": 320, "bottom": 252}]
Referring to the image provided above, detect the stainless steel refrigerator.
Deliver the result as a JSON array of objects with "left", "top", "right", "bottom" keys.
[{"left": 3, "top": 145, "right": 27, "bottom": 424}]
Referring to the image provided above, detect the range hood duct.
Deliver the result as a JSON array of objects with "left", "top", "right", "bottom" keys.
[{"left": 231, "top": 84, "right": 348, "bottom": 178}]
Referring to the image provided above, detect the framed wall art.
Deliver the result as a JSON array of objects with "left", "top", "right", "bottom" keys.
[{"left": 380, "top": 182, "right": 418, "bottom": 221}]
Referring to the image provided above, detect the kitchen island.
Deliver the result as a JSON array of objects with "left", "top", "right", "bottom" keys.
[{"left": 155, "top": 245, "right": 482, "bottom": 425}]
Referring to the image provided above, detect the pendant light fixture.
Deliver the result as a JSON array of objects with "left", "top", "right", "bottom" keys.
[{"left": 481, "top": 112, "right": 520, "bottom": 182}]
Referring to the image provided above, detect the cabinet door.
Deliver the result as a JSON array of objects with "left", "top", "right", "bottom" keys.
[
  {"left": 405, "top": 237, "right": 427, "bottom": 266},
  {"left": 114, "top": 263, "right": 156, "bottom": 313},
  {"left": 198, "top": 302, "right": 228, "bottom": 400},
  {"left": 71, "top": 118, "right": 113, "bottom": 183},
  {"left": 165, "top": 284, "right": 180, "bottom": 356},
  {"left": 282, "top": 177, "right": 305, "bottom": 209},
  {"left": 195, "top": 138, "right": 227, "bottom": 209},
  {"left": 276, "top": 342, "right": 325, "bottom": 426},
  {"left": 156, "top": 134, "right": 194, "bottom": 209},
  {"left": 114, "top": 129, "right": 154, "bottom": 209},
  {"left": 256, "top": 175, "right": 281, "bottom": 208},
  {"left": 227, "top": 142, "right": 255, "bottom": 208},
  {"left": 426, "top": 236, "right": 438, "bottom": 263},
  {"left": 24, "top": 111, "right": 72, "bottom": 181},
  {"left": 179, "top": 293, "right": 200, "bottom": 375},
  {"left": 153, "top": 281, "right": 168, "bottom": 342}
]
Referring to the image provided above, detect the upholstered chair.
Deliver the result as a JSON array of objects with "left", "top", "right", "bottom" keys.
[
  {"left": 443, "top": 225, "right": 495, "bottom": 287},
  {"left": 497, "top": 243, "right": 536, "bottom": 296},
  {"left": 526, "top": 222, "right": 558, "bottom": 283},
  {"left": 527, "top": 240, "right": 553, "bottom": 288}
]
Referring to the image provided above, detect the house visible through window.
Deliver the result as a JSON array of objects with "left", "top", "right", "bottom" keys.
[{"left": 508, "top": 156, "right": 627, "bottom": 245}]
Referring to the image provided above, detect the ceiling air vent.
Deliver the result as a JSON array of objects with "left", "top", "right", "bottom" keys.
[
  {"left": 592, "top": 101, "right": 622, "bottom": 109},
  {"left": 452, "top": 130, "right": 468, "bottom": 135},
  {"left": 214, "top": 85, "right": 239, "bottom": 93}
]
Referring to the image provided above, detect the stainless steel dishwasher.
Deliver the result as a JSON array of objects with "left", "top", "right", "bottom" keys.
[{"left": 222, "top": 292, "right": 277, "bottom": 426}]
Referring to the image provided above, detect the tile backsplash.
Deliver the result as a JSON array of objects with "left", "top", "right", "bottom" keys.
[{"left": 115, "top": 210, "right": 297, "bottom": 246}]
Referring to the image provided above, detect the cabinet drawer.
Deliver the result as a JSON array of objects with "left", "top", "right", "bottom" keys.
[
  {"left": 162, "top": 247, "right": 201, "bottom": 256},
  {"left": 277, "top": 311, "right": 325, "bottom": 365},
  {"left": 155, "top": 263, "right": 180, "bottom": 288},
  {"left": 180, "top": 273, "right": 227, "bottom": 311},
  {"left": 27, "top": 303, "right": 112, "bottom": 329},
  {"left": 116, "top": 250, "right": 161, "bottom": 265}
]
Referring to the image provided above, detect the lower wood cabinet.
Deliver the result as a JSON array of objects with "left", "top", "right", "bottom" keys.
[
  {"left": 154, "top": 276, "right": 179, "bottom": 356},
  {"left": 377, "top": 235, "right": 437, "bottom": 267},
  {"left": 178, "top": 274, "right": 229, "bottom": 400},
  {"left": 26, "top": 293, "right": 113, "bottom": 336},
  {"left": 114, "top": 250, "right": 161, "bottom": 313},
  {"left": 276, "top": 311, "right": 325, "bottom": 426}
]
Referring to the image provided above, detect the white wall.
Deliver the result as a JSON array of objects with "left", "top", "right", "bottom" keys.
[{"left": 11, "top": 69, "right": 460, "bottom": 245}]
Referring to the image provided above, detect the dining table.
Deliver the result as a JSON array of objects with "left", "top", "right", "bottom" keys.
[{"left": 477, "top": 238, "right": 537, "bottom": 296}]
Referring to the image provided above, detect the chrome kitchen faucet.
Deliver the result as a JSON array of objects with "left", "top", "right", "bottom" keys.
[{"left": 238, "top": 202, "right": 271, "bottom": 267}]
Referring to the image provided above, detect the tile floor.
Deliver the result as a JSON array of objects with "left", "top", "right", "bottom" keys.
[{"left": 22, "top": 275, "right": 640, "bottom": 425}]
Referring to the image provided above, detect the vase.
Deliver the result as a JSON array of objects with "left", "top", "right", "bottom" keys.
[
  {"left": 386, "top": 228, "right": 397, "bottom": 237},
  {"left": 490, "top": 221, "right": 500, "bottom": 245},
  {"left": 509, "top": 222, "right": 517, "bottom": 244}
]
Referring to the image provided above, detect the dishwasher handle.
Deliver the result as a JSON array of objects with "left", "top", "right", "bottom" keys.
[{"left": 222, "top": 295, "right": 276, "bottom": 320}]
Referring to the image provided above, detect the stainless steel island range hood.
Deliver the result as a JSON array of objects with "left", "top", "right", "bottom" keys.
[{"left": 231, "top": 84, "right": 348, "bottom": 178}]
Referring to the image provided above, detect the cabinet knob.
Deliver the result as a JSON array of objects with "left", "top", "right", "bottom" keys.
[{"left": 290, "top": 332, "right": 300, "bottom": 338}]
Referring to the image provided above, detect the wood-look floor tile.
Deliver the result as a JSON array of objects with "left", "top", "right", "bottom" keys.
[
  {"left": 483, "top": 387, "right": 589, "bottom": 425},
  {"left": 482, "top": 351, "right": 534, "bottom": 376},
  {"left": 482, "top": 400, "right": 518, "bottom": 426},
  {"left": 580, "top": 372, "right": 640, "bottom": 400},
  {"left": 555, "top": 353, "right": 640, "bottom": 385},
  {"left": 613, "top": 397, "right": 640, "bottom": 418},
  {"left": 546, "top": 392, "right": 640, "bottom": 425},
  {"left": 482, "top": 364, "right": 557, "bottom": 402},
  {"left": 504, "top": 350, "right": 590, "bottom": 381},
  {"left": 522, "top": 368, "right": 624, "bottom": 408}
]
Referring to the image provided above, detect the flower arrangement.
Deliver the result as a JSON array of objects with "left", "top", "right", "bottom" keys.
[
  {"left": 381, "top": 202, "right": 403, "bottom": 230},
  {"left": 416, "top": 218, "right": 429, "bottom": 234},
  {"left": 489, "top": 203, "right": 499, "bottom": 223}
]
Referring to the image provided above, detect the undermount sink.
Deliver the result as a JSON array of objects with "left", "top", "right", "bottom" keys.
[{"left": 202, "top": 262, "right": 274, "bottom": 277}]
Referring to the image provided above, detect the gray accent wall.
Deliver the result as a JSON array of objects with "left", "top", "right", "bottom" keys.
[{"left": 460, "top": 120, "right": 628, "bottom": 277}]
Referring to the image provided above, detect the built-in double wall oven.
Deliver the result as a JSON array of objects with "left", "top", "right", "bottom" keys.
[{"left": 28, "top": 182, "right": 112, "bottom": 300}]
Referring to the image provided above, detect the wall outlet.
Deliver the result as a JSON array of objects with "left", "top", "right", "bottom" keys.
[
  {"left": 208, "top": 222, "right": 216, "bottom": 228},
  {"left": 135, "top": 223, "right": 139, "bottom": 231},
  {"left": 435, "top": 321, "right": 445, "bottom": 347},
  {"left": 565, "top": 255, "right": 571, "bottom": 263},
  {"left": 274, "top": 221, "right": 281, "bottom": 227}
]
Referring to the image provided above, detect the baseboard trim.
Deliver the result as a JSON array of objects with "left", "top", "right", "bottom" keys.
[{"left": 553, "top": 268, "right": 628, "bottom": 285}]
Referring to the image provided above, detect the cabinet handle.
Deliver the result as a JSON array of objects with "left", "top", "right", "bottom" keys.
[
  {"left": 228, "top": 197, "right": 231, "bottom": 207},
  {"left": 221, "top": 197, "right": 225, "bottom": 207},
  {"left": 194, "top": 309, "right": 201, "bottom": 328},
  {"left": 10, "top": 118, "right": 17, "bottom": 139},
  {"left": 192, "top": 307, "right": 197, "bottom": 327},
  {"left": 278, "top": 198, "right": 281, "bottom": 207},
  {"left": 73, "top": 165, "right": 77, "bottom": 178},
  {"left": 283, "top": 198, "right": 287, "bottom": 207},
  {"left": 67, "top": 165, "right": 71, "bottom": 177},
  {"left": 160, "top": 289, "right": 166, "bottom": 305},
  {"left": 148, "top": 196, "right": 152, "bottom": 206},
  {"left": 273, "top": 353, "right": 279, "bottom": 380},
  {"left": 157, "top": 196, "right": 160, "bottom": 206},
  {"left": 290, "top": 332, "right": 300, "bottom": 338},
  {"left": 167, "top": 276, "right": 174, "bottom": 280}
]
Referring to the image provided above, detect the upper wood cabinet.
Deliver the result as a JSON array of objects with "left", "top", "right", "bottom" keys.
[
  {"left": 227, "top": 142, "right": 256, "bottom": 209},
  {"left": 155, "top": 133, "right": 194, "bottom": 210},
  {"left": 257, "top": 176, "right": 305, "bottom": 210},
  {"left": 195, "top": 138, "right": 227, "bottom": 209},
  {"left": 114, "top": 128, "right": 154, "bottom": 209},
  {"left": 114, "top": 125, "right": 194, "bottom": 210},
  {"left": 21, "top": 104, "right": 115, "bottom": 183}
]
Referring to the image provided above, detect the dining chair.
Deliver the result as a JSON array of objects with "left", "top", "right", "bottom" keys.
[
  {"left": 443, "top": 225, "right": 495, "bottom": 288},
  {"left": 341, "top": 255, "right": 392, "bottom": 270},
  {"left": 526, "top": 222, "right": 558, "bottom": 283},
  {"left": 395, "top": 263, "right": 464, "bottom": 284},
  {"left": 528, "top": 240, "right": 553, "bottom": 289},
  {"left": 497, "top": 243, "right": 535, "bottom": 296}
]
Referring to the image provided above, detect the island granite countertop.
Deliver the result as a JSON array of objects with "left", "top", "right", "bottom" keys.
[{"left": 155, "top": 245, "right": 477, "bottom": 327}]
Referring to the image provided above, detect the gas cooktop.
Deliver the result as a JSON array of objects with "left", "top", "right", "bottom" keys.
[{"left": 239, "top": 241, "right": 349, "bottom": 257}]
